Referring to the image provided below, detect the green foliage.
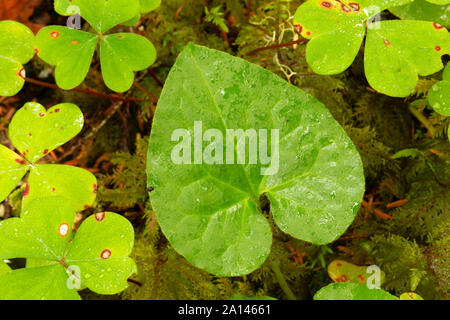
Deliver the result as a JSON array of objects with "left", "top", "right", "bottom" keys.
[
  {"left": 0, "top": 103, "right": 97, "bottom": 212},
  {"left": 294, "top": 0, "right": 450, "bottom": 97},
  {"left": 0, "top": 21, "right": 35, "bottom": 96},
  {"left": 36, "top": 0, "right": 156, "bottom": 92},
  {"left": 390, "top": 0, "right": 450, "bottom": 27},
  {"left": 429, "top": 64, "right": 450, "bottom": 116},
  {"left": 205, "top": 5, "right": 229, "bottom": 33},
  {"left": 147, "top": 43, "right": 365, "bottom": 276},
  {"left": 0, "top": 262, "right": 11, "bottom": 275},
  {"left": 0, "top": 197, "right": 136, "bottom": 300},
  {"left": 314, "top": 282, "right": 398, "bottom": 300}
]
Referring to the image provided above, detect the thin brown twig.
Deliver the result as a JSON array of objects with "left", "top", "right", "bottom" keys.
[{"left": 24, "top": 77, "right": 144, "bottom": 103}]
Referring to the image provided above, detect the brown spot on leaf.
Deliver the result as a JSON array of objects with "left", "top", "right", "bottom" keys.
[
  {"left": 15, "top": 158, "right": 26, "bottom": 165},
  {"left": 357, "top": 274, "right": 365, "bottom": 283},
  {"left": 94, "top": 212, "right": 106, "bottom": 222},
  {"left": 433, "top": 23, "right": 444, "bottom": 30},
  {"left": 384, "top": 39, "right": 390, "bottom": 47},
  {"left": 58, "top": 223, "right": 69, "bottom": 237},
  {"left": 435, "top": 46, "right": 441, "bottom": 52},
  {"left": 100, "top": 249, "right": 112, "bottom": 259},
  {"left": 349, "top": 2, "right": 360, "bottom": 12},
  {"left": 50, "top": 31, "right": 60, "bottom": 39},
  {"left": 34, "top": 48, "right": 39, "bottom": 54},
  {"left": 341, "top": 4, "right": 351, "bottom": 13},
  {"left": 320, "top": 1, "right": 332, "bottom": 9},
  {"left": 72, "top": 40, "right": 78, "bottom": 45},
  {"left": 294, "top": 24, "right": 303, "bottom": 34},
  {"left": 43, "top": 149, "right": 48, "bottom": 154},
  {"left": 23, "top": 184, "right": 30, "bottom": 197},
  {"left": 17, "top": 67, "right": 25, "bottom": 79}
]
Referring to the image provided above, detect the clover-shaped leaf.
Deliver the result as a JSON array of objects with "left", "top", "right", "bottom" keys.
[
  {"left": 0, "top": 20, "right": 35, "bottom": 96},
  {"left": 429, "top": 63, "right": 450, "bottom": 116},
  {"left": 0, "top": 197, "right": 136, "bottom": 300},
  {"left": 37, "top": 2, "right": 156, "bottom": 92},
  {"left": 294, "top": 0, "right": 450, "bottom": 97},
  {"left": 147, "top": 43, "right": 365, "bottom": 276},
  {"left": 54, "top": 0, "right": 140, "bottom": 33},
  {"left": 328, "top": 260, "right": 385, "bottom": 284},
  {"left": 390, "top": 0, "right": 450, "bottom": 28},
  {"left": 0, "top": 102, "right": 96, "bottom": 212},
  {"left": 314, "top": 282, "right": 398, "bottom": 300}
]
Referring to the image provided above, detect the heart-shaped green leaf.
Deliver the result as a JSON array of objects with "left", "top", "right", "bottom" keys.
[
  {"left": 390, "top": 0, "right": 450, "bottom": 28},
  {"left": 429, "top": 64, "right": 450, "bottom": 115},
  {"left": 9, "top": 102, "right": 84, "bottom": 163},
  {"left": 0, "top": 21, "right": 35, "bottom": 96},
  {"left": 365, "top": 20, "right": 450, "bottom": 97},
  {"left": 35, "top": 26, "right": 97, "bottom": 90},
  {"left": 328, "top": 260, "right": 386, "bottom": 284},
  {"left": 147, "top": 43, "right": 365, "bottom": 276},
  {"left": 140, "top": 0, "right": 161, "bottom": 13},
  {"left": 426, "top": 0, "right": 449, "bottom": 4},
  {"left": 23, "top": 164, "right": 97, "bottom": 212},
  {"left": 0, "top": 197, "right": 136, "bottom": 300},
  {"left": 54, "top": 0, "right": 140, "bottom": 33},
  {"left": 0, "top": 145, "right": 29, "bottom": 203},
  {"left": 314, "top": 282, "right": 398, "bottom": 300},
  {"left": 100, "top": 33, "right": 156, "bottom": 92},
  {"left": 294, "top": 1, "right": 450, "bottom": 97},
  {"left": 65, "top": 211, "right": 136, "bottom": 294},
  {"left": 293, "top": 0, "right": 414, "bottom": 75}
]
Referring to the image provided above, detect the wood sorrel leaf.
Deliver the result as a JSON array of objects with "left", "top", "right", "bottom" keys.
[
  {"left": 0, "top": 262, "right": 11, "bottom": 275},
  {"left": 365, "top": 20, "right": 450, "bottom": 97},
  {"left": 314, "top": 282, "right": 398, "bottom": 300},
  {"left": 328, "top": 260, "right": 385, "bottom": 284},
  {"left": 9, "top": 102, "right": 84, "bottom": 163},
  {"left": 147, "top": 43, "right": 365, "bottom": 276},
  {"left": 65, "top": 212, "right": 137, "bottom": 295},
  {"left": 54, "top": 0, "right": 140, "bottom": 33},
  {"left": 292, "top": 0, "right": 413, "bottom": 75},
  {"left": 0, "top": 265, "right": 81, "bottom": 300},
  {"left": 100, "top": 33, "right": 157, "bottom": 92},
  {"left": 390, "top": 0, "right": 450, "bottom": 28},
  {"left": 140, "top": 0, "right": 161, "bottom": 13},
  {"left": 35, "top": 26, "right": 98, "bottom": 90},
  {"left": 23, "top": 164, "right": 98, "bottom": 212},
  {"left": 294, "top": 0, "right": 450, "bottom": 97},
  {"left": 0, "top": 197, "right": 75, "bottom": 261},
  {"left": 0, "top": 145, "right": 28, "bottom": 203},
  {"left": 0, "top": 197, "right": 136, "bottom": 299},
  {"left": 429, "top": 64, "right": 450, "bottom": 116},
  {"left": 0, "top": 21, "right": 35, "bottom": 96}
]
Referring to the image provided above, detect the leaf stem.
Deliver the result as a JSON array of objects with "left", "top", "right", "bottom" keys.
[
  {"left": 408, "top": 104, "right": 436, "bottom": 137},
  {"left": 270, "top": 259, "right": 297, "bottom": 300}
]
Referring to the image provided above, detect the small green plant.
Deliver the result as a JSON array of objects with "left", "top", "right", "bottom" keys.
[
  {"left": 0, "top": 196, "right": 136, "bottom": 300},
  {"left": 429, "top": 64, "right": 450, "bottom": 116},
  {"left": 205, "top": 5, "right": 229, "bottom": 33},
  {"left": 147, "top": 43, "right": 365, "bottom": 276},
  {"left": 34, "top": 0, "right": 158, "bottom": 92},
  {"left": 327, "top": 260, "right": 386, "bottom": 284},
  {"left": 293, "top": 0, "right": 450, "bottom": 97},
  {"left": 0, "top": 102, "right": 97, "bottom": 212},
  {"left": 390, "top": 0, "right": 450, "bottom": 28},
  {"left": 0, "top": 21, "right": 35, "bottom": 96},
  {"left": 314, "top": 282, "right": 399, "bottom": 300}
]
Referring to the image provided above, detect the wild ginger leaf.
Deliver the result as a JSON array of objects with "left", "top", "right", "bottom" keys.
[
  {"left": 314, "top": 282, "right": 398, "bottom": 300},
  {"left": 147, "top": 44, "right": 365, "bottom": 276},
  {"left": 9, "top": 102, "right": 84, "bottom": 163},
  {"left": 0, "top": 20, "right": 35, "bottom": 96},
  {"left": 0, "top": 197, "right": 136, "bottom": 300},
  {"left": 428, "top": 64, "right": 450, "bottom": 116}
]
